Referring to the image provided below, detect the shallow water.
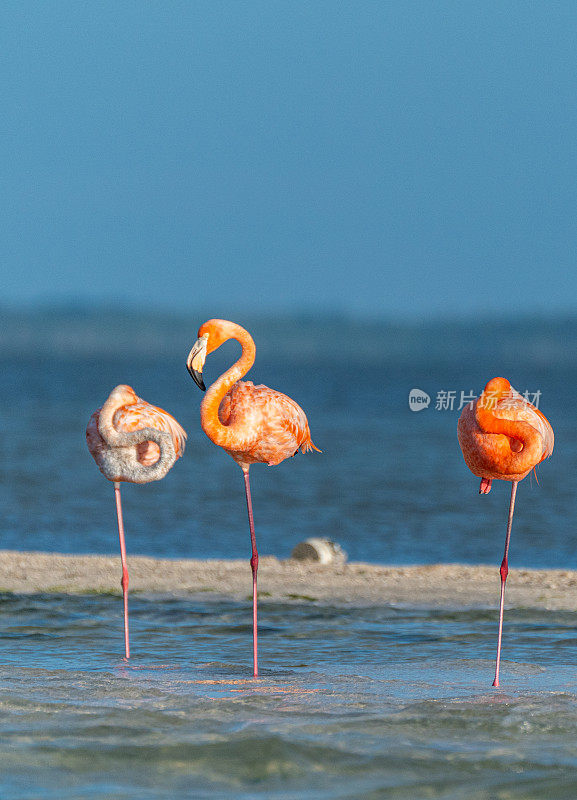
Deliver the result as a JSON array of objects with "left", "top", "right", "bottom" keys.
[{"left": 1, "top": 593, "right": 577, "bottom": 799}]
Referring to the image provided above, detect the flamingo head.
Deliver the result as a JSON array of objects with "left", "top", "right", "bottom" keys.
[{"left": 187, "top": 319, "right": 249, "bottom": 391}]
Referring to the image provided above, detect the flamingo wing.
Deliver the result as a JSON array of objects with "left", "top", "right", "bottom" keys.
[
  {"left": 114, "top": 399, "right": 187, "bottom": 457},
  {"left": 218, "top": 381, "right": 316, "bottom": 466},
  {"left": 492, "top": 387, "right": 554, "bottom": 463}
]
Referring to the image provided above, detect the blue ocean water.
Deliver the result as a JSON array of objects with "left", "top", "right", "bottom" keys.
[
  {"left": 0, "top": 310, "right": 573, "bottom": 567},
  {"left": 1, "top": 310, "right": 576, "bottom": 798}
]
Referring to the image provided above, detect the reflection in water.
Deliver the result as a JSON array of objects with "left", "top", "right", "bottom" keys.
[{"left": 0, "top": 594, "right": 576, "bottom": 798}]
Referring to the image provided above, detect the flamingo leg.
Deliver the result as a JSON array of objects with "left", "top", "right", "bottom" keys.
[
  {"left": 492, "top": 480, "right": 518, "bottom": 687},
  {"left": 114, "top": 481, "right": 130, "bottom": 659},
  {"left": 243, "top": 469, "right": 259, "bottom": 677}
]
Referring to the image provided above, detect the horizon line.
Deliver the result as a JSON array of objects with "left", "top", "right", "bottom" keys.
[{"left": 1, "top": 299, "right": 576, "bottom": 327}]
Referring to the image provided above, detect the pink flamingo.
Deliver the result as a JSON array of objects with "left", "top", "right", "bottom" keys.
[
  {"left": 187, "top": 319, "right": 320, "bottom": 676},
  {"left": 458, "top": 377, "right": 554, "bottom": 686},
  {"left": 86, "top": 385, "right": 186, "bottom": 658}
]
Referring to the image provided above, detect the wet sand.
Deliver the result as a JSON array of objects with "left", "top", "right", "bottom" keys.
[{"left": 0, "top": 550, "right": 575, "bottom": 609}]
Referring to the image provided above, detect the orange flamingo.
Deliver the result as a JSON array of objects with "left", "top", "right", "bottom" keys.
[
  {"left": 86, "top": 385, "right": 186, "bottom": 658},
  {"left": 457, "top": 377, "right": 554, "bottom": 686},
  {"left": 186, "top": 319, "right": 320, "bottom": 677}
]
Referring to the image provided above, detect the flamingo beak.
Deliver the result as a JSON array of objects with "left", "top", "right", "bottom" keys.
[{"left": 186, "top": 335, "right": 208, "bottom": 391}]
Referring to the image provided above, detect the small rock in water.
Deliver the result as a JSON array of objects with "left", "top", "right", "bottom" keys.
[{"left": 291, "top": 538, "right": 347, "bottom": 565}]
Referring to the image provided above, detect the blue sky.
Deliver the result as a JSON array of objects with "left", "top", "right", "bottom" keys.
[{"left": 2, "top": 2, "right": 576, "bottom": 319}]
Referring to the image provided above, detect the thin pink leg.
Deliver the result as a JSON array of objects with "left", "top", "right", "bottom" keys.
[
  {"left": 243, "top": 469, "right": 259, "bottom": 677},
  {"left": 479, "top": 477, "right": 492, "bottom": 494},
  {"left": 492, "top": 480, "right": 518, "bottom": 687},
  {"left": 114, "top": 481, "right": 130, "bottom": 659}
]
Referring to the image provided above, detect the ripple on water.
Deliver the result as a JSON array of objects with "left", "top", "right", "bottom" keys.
[{"left": 0, "top": 595, "right": 575, "bottom": 797}]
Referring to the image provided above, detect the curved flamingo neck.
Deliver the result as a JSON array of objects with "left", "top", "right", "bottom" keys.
[
  {"left": 98, "top": 385, "right": 137, "bottom": 445},
  {"left": 200, "top": 325, "right": 256, "bottom": 452},
  {"left": 475, "top": 378, "right": 543, "bottom": 476}
]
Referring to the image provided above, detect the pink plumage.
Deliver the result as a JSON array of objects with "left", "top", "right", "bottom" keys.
[
  {"left": 87, "top": 385, "right": 186, "bottom": 480},
  {"left": 217, "top": 380, "right": 317, "bottom": 467}
]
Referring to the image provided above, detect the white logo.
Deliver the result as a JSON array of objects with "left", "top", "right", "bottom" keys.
[{"left": 409, "top": 388, "right": 431, "bottom": 412}]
